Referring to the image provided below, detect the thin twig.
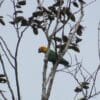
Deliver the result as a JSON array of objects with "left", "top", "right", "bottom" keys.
[
  {"left": 98, "top": 21, "right": 100, "bottom": 61},
  {"left": 41, "top": 59, "right": 48, "bottom": 100},
  {"left": 74, "top": 0, "right": 96, "bottom": 14},
  {"left": 0, "top": 43, "right": 15, "bottom": 68},
  {"left": 88, "top": 91, "right": 100, "bottom": 99},
  {"left": 0, "top": 0, "right": 4, "bottom": 8},
  {"left": 0, "top": 36, "right": 14, "bottom": 59},
  {"left": 11, "top": 0, "right": 20, "bottom": 39},
  {"left": 0, "top": 91, "right": 7, "bottom": 100},
  {"left": 0, "top": 55, "right": 15, "bottom": 100},
  {"left": 89, "top": 66, "right": 100, "bottom": 97}
]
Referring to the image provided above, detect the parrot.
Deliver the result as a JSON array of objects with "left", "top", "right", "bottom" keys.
[{"left": 38, "top": 46, "right": 70, "bottom": 67}]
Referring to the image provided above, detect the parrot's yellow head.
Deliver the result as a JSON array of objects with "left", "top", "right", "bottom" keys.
[{"left": 38, "top": 46, "right": 48, "bottom": 53}]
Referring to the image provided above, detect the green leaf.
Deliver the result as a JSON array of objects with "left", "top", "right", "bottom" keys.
[
  {"left": 48, "top": 6, "right": 57, "bottom": 15},
  {"left": 70, "top": 13, "right": 75, "bottom": 22},
  {"left": 73, "top": 1, "right": 79, "bottom": 8},
  {"left": 16, "top": 4, "right": 21, "bottom": 8},
  {"left": 9, "top": 21, "right": 15, "bottom": 25},
  {"left": 32, "top": 11, "right": 43, "bottom": 17},
  {"left": 81, "top": 82, "right": 90, "bottom": 89},
  {"left": 18, "top": 0, "right": 26, "bottom": 5},
  {"left": 48, "top": 15, "right": 55, "bottom": 21},
  {"left": 21, "top": 18, "right": 28, "bottom": 26},
  {"left": 31, "top": 25, "right": 38, "bottom": 35},
  {"left": 0, "top": 18, "right": 5, "bottom": 25},
  {"left": 78, "top": 0, "right": 86, "bottom": 4},
  {"left": 14, "top": 10, "right": 23, "bottom": 15},
  {"left": 69, "top": 45, "right": 80, "bottom": 53},
  {"left": 81, "top": 82, "right": 90, "bottom": 85},
  {"left": 65, "top": 8, "right": 75, "bottom": 22},
  {"left": 14, "top": 16, "right": 24, "bottom": 24},
  {"left": 74, "top": 87, "right": 82, "bottom": 93},
  {"left": 52, "top": 36, "right": 62, "bottom": 42},
  {"left": 0, "top": 78, "right": 7, "bottom": 83},
  {"left": 76, "top": 25, "right": 84, "bottom": 36},
  {"left": 76, "top": 37, "right": 82, "bottom": 43},
  {"left": 0, "top": 74, "right": 5, "bottom": 77},
  {"left": 0, "top": 16, "right": 3, "bottom": 18},
  {"left": 62, "top": 35, "right": 68, "bottom": 42},
  {"left": 82, "top": 85, "right": 89, "bottom": 89}
]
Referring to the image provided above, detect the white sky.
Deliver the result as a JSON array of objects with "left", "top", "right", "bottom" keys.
[{"left": 0, "top": 0, "right": 100, "bottom": 100}]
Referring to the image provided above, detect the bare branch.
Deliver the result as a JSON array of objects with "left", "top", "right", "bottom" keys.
[
  {"left": 37, "top": 0, "right": 44, "bottom": 7},
  {"left": 98, "top": 21, "right": 100, "bottom": 61},
  {"left": 0, "top": 0, "right": 5, "bottom": 8},
  {"left": 41, "top": 58, "right": 48, "bottom": 100},
  {"left": 46, "top": 62, "right": 59, "bottom": 99}
]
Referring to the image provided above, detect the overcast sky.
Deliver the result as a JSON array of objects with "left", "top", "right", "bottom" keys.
[{"left": 0, "top": 0, "right": 100, "bottom": 100}]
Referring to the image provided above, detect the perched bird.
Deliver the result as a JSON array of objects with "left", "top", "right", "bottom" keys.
[{"left": 38, "top": 46, "right": 70, "bottom": 67}]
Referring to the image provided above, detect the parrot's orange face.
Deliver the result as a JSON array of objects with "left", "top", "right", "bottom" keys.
[{"left": 38, "top": 46, "right": 48, "bottom": 53}]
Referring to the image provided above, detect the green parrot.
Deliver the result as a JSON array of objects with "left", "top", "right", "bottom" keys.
[{"left": 38, "top": 46, "right": 70, "bottom": 67}]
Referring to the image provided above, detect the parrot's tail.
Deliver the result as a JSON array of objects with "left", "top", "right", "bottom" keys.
[{"left": 60, "top": 59, "right": 70, "bottom": 67}]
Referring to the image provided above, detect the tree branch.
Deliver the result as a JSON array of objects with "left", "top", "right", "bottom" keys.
[
  {"left": 0, "top": 36, "right": 14, "bottom": 59},
  {"left": 0, "top": 91, "right": 7, "bottom": 100},
  {"left": 0, "top": 55, "right": 15, "bottom": 100},
  {"left": 0, "top": 43, "right": 15, "bottom": 68}
]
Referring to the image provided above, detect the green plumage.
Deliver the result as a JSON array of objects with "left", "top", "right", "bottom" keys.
[{"left": 47, "top": 49, "right": 70, "bottom": 67}]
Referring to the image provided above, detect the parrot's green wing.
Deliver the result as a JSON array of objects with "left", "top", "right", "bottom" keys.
[
  {"left": 48, "top": 50, "right": 57, "bottom": 64},
  {"left": 48, "top": 50, "right": 70, "bottom": 67}
]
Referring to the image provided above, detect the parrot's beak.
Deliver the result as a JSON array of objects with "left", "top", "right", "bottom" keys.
[{"left": 38, "top": 48, "right": 41, "bottom": 53}]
